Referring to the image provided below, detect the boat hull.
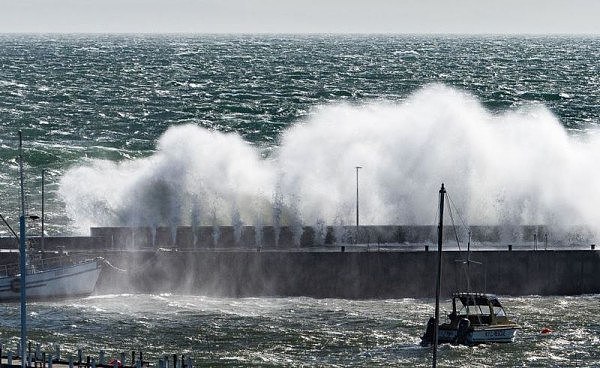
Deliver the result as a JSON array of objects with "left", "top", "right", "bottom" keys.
[
  {"left": 438, "top": 325, "right": 520, "bottom": 344},
  {"left": 0, "top": 260, "right": 101, "bottom": 302}
]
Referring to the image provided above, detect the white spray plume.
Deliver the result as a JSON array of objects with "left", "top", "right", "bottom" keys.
[{"left": 59, "top": 85, "right": 600, "bottom": 237}]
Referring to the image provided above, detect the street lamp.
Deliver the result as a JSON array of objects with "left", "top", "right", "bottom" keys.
[{"left": 355, "top": 166, "right": 362, "bottom": 244}]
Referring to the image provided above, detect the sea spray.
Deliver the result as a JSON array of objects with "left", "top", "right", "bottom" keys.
[
  {"left": 59, "top": 85, "right": 600, "bottom": 241},
  {"left": 231, "top": 204, "right": 243, "bottom": 246},
  {"left": 272, "top": 189, "right": 283, "bottom": 247},
  {"left": 211, "top": 209, "right": 220, "bottom": 248},
  {"left": 314, "top": 218, "right": 326, "bottom": 246},
  {"left": 191, "top": 198, "right": 201, "bottom": 247}
]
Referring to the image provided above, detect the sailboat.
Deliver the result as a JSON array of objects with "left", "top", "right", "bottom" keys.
[
  {"left": 0, "top": 132, "right": 102, "bottom": 302},
  {"left": 421, "top": 184, "right": 521, "bottom": 347}
]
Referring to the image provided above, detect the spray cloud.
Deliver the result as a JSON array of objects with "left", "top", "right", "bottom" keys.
[{"left": 59, "top": 85, "right": 600, "bottom": 239}]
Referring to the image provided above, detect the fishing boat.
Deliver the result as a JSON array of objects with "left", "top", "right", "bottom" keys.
[
  {"left": 421, "top": 292, "right": 521, "bottom": 345},
  {"left": 0, "top": 132, "right": 102, "bottom": 302},
  {"left": 0, "top": 256, "right": 102, "bottom": 301},
  {"left": 421, "top": 184, "right": 521, "bottom": 351}
]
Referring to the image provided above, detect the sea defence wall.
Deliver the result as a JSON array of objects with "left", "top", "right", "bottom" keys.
[
  {"left": 95, "top": 249, "right": 600, "bottom": 298},
  {"left": 88, "top": 224, "right": 572, "bottom": 249},
  {"left": 0, "top": 225, "right": 591, "bottom": 251}
]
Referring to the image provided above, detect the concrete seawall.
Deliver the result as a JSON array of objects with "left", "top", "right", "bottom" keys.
[
  {"left": 95, "top": 249, "right": 600, "bottom": 298},
  {"left": 90, "top": 225, "right": 553, "bottom": 248}
]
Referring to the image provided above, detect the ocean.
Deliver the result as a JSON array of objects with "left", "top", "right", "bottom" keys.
[
  {"left": 0, "top": 35, "right": 599, "bottom": 366},
  {"left": 1, "top": 294, "right": 600, "bottom": 367}
]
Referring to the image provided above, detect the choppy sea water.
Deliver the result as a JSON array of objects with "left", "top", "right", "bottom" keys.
[
  {"left": 1, "top": 294, "right": 599, "bottom": 367},
  {"left": 0, "top": 35, "right": 598, "bottom": 234}
]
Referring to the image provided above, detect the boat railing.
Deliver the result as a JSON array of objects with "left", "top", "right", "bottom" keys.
[{"left": 0, "top": 254, "right": 74, "bottom": 277}]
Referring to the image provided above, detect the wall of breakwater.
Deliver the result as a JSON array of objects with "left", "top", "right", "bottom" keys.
[
  {"left": 0, "top": 225, "right": 598, "bottom": 298},
  {"left": 1, "top": 225, "right": 578, "bottom": 251},
  {"left": 95, "top": 249, "right": 600, "bottom": 298}
]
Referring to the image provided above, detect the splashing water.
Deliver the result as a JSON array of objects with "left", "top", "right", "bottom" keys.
[{"left": 58, "top": 85, "right": 600, "bottom": 239}]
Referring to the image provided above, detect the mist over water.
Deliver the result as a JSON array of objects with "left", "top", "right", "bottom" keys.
[{"left": 59, "top": 85, "right": 600, "bottom": 238}]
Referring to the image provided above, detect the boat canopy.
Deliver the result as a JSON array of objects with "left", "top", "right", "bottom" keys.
[{"left": 453, "top": 293, "right": 503, "bottom": 308}]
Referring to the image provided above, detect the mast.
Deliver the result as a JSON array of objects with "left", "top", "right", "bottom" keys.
[
  {"left": 432, "top": 183, "right": 445, "bottom": 368},
  {"left": 18, "top": 131, "right": 27, "bottom": 368}
]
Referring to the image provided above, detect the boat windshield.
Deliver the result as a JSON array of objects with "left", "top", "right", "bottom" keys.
[
  {"left": 458, "top": 303, "right": 490, "bottom": 316},
  {"left": 493, "top": 306, "right": 506, "bottom": 316}
]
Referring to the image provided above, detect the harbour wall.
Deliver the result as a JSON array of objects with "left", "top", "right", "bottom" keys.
[
  {"left": 94, "top": 249, "right": 600, "bottom": 298},
  {"left": 88, "top": 225, "right": 552, "bottom": 249},
  {"left": 1, "top": 224, "right": 585, "bottom": 251}
]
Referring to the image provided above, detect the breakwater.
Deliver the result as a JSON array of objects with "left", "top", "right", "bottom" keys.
[
  {"left": 88, "top": 225, "right": 553, "bottom": 249},
  {"left": 92, "top": 248, "right": 600, "bottom": 299},
  {"left": 0, "top": 225, "right": 598, "bottom": 299},
  {"left": 0, "top": 225, "right": 580, "bottom": 251}
]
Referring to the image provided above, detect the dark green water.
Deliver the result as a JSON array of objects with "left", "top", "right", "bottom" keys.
[{"left": 1, "top": 294, "right": 599, "bottom": 367}]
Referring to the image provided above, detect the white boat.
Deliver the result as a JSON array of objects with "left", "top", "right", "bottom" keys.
[
  {"left": 422, "top": 184, "right": 521, "bottom": 350},
  {"left": 0, "top": 132, "right": 102, "bottom": 302},
  {"left": 422, "top": 292, "right": 521, "bottom": 345},
  {"left": 0, "top": 257, "right": 102, "bottom": 302}
]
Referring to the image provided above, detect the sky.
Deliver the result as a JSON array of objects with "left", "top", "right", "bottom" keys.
[{"left": 0, "top": 0, "right": 598, "bottom": 34}]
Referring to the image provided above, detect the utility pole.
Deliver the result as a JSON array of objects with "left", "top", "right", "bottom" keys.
[{"left": 18, "top": 131, "right": 27, "bottom": 368}]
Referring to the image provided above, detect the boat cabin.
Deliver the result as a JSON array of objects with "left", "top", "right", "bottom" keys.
[{"left": 449, "top": 292, "right": 511, "bottom": 326}]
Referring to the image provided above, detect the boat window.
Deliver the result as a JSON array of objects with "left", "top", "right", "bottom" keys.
[
  {"left": 458, "top": 304, "right": 490, "bottom": 316},
  {"left": 493, "top": 306, "right": 506, "bottom": 316}
]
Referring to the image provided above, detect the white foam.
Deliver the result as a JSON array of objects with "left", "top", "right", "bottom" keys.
[{"left": 59, "top": 85, "right": 600, "bottom": 237}]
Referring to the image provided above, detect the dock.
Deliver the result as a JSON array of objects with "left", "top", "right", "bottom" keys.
[{"left": 0, "top": 343, "right": 192, "bottom": 368}]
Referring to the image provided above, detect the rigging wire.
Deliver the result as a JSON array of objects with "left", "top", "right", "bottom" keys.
[{"left": 445, "top": 193, "right": 462, "bottom": 252}]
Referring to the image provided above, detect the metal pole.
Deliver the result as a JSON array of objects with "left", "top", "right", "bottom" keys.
[
  {"left": 18, "top": 131, "right": 27, "bottom": 368},
  {"left": 432, "top": 183, "right": 445, "bottom": 368},
  {"left": 355, "top": 166, "right": 362, "bottom": 244},
  {"left": 41, "top": 169, "right": 45, "bottom": 255}
]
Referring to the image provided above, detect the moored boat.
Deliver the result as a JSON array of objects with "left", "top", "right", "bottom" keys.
[
  {"left": 423, "top": 184, "right": 521, "bottom": 355},
  {"left": 422, "top": 292, "right": 521, "bottom": 345},
  {"left": 0, "top": 132, "right": 103, "bottom": 303},
  {"left": 0, "top": 256, "right": 102, "bottom": 302}
]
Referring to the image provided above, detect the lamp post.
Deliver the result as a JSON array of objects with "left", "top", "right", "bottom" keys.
[
  {"left": 18, "top": 131, "right": 27, "bottom": 368},
  {"left": 355, "top": 166, "right": 362, "bottom": 244}
]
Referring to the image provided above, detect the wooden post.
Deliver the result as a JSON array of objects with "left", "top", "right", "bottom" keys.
[
  {"left": 77, "top": 349, "right": 82, "bottom": 367},
  {"left": 48, "top": 354, "right": 52, "bottom": 368},
  {"left": 42, "top": 352, "right": 46, "bottom": 368},
  {"left": 68, "top": 356, "right": 74, "bottom": 368},
  {"left": 9, "top": 351, "right": 13, "bottom": 366}
]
